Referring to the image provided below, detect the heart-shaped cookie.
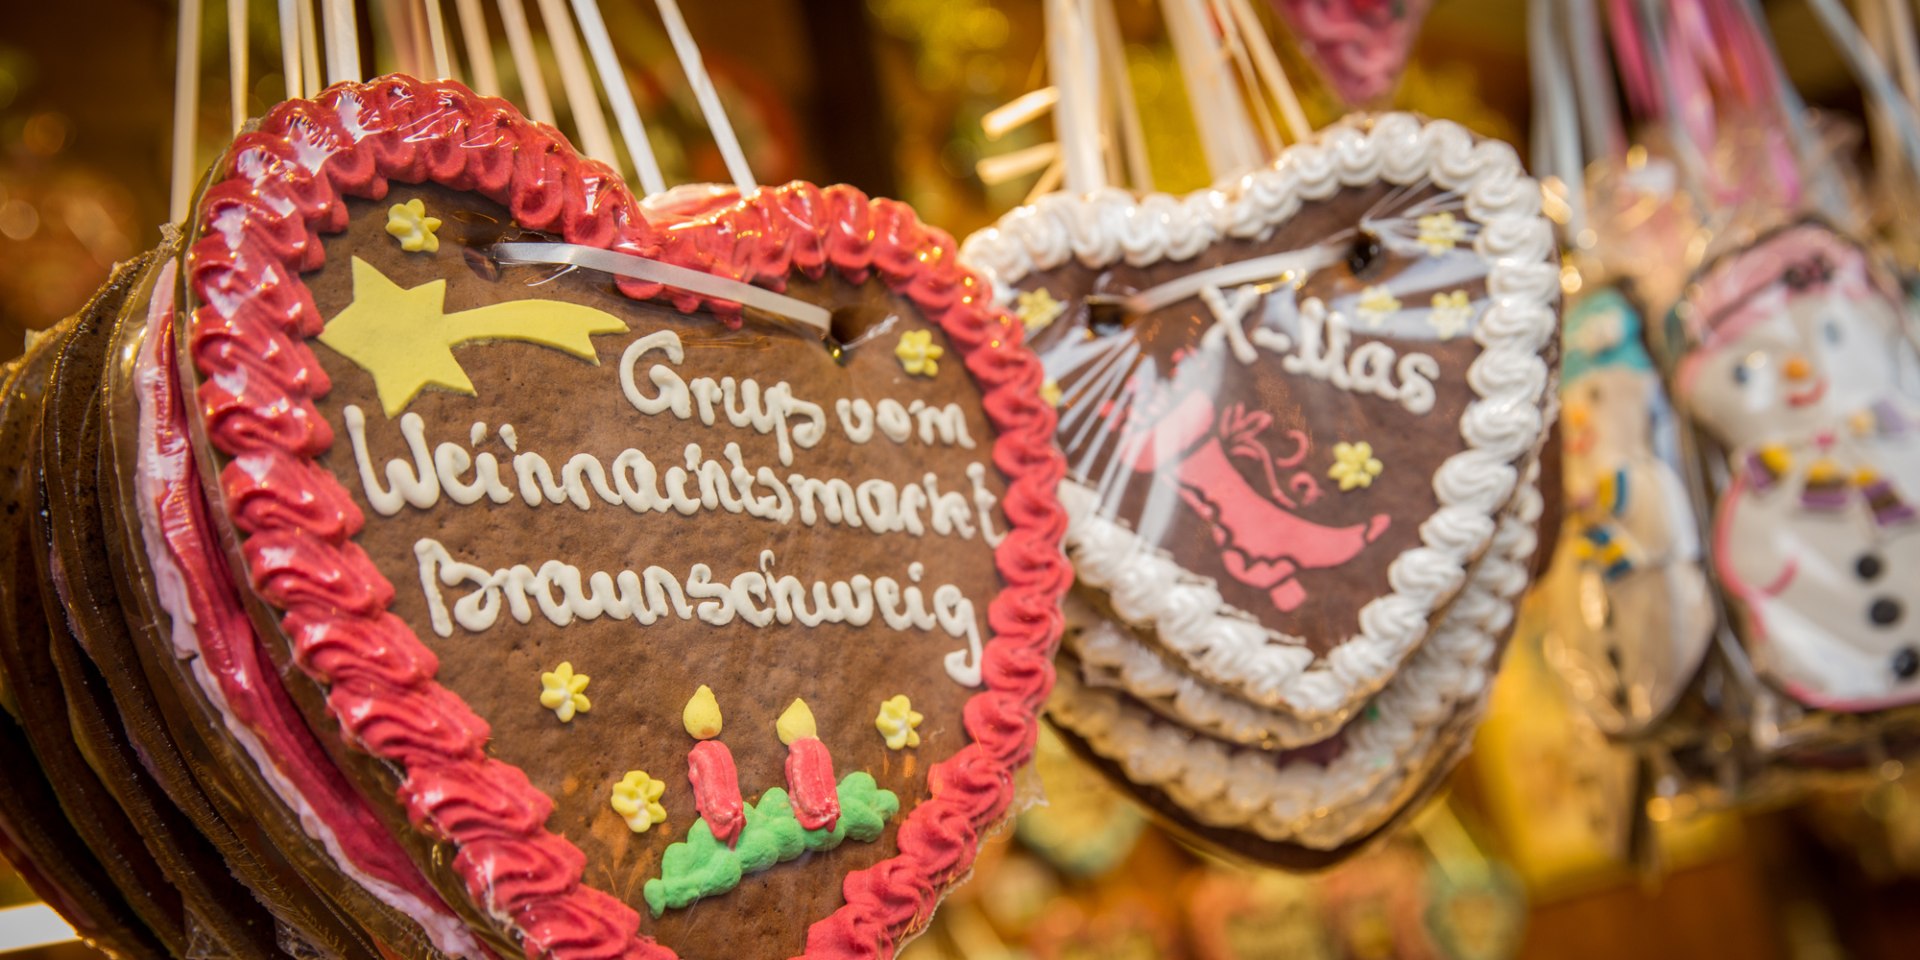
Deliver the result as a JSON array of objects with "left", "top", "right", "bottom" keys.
[
  {"left": 962, "top": 113, "right": 1558, "bottom": 724},
  {"left": 136, "top": 76, "right": 1067, "bottom": 960}
]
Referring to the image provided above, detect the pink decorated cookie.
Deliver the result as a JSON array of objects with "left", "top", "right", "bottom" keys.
[{"left": 1270, "top": 0, "right": 1434, "bottom": 106}]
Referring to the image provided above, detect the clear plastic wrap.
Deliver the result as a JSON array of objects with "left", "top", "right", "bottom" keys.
[{"left": 963, "top": 112, "right": 1561, "bottom": 860}]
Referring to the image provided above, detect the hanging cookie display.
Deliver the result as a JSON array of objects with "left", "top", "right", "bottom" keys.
[{"left": 963, "top": 0, "right": 1558, "bottom": 862}]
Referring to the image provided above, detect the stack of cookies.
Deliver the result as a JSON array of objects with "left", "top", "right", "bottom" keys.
[
  {"left": 0, "top": 76, "right": 1070, "bottom": 960},
  {"left": 962, "top": 113, "right": 1562, "bottom": 865}
]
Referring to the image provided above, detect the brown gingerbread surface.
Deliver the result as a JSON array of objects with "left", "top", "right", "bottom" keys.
[
  {"left": 1023, "top": 183, "right": 1490, "bottom": 657},
  {"left": 295, "top": 183, "right": 1011, "bottom": 957}
]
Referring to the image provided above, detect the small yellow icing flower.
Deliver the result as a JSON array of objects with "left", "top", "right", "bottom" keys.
[
  {"left": 777, "top": 699, "right": 819, "bottom": 745},
  {"left": 1040, "top": 379, "right": 1063, "bottom": 407},
  {"left": 894, "top": 329, "right": 944, "bottom": 378},
  {"left": 610, "top": 770, "right": 667, "bottom": 833},
  {"left": 1415, "top": 211, "right": 1468, "bottom": 257},
  {"left": 1428, "top": 290, "right": 1473, "bottom": 339},
  {"left": 1355, "top": 286, "right": 1401, "bottom": 327},
  {"left": 875, "top": 695, "right": 924, "bottom": 751},
  {"left": 1328, "top": 441, "right": 1384, "bottom": 492},
  {"left": 539, "top": 661, "right": 591, "bottom": 723},
  {"left": 1016, "top": 288, "right": 1066, "bottom": 332},
  {"left": 385, "top": 198, "right": 442, "bottom": 253},
  {"left": 682, "top": 684, "right": 723, "bottom": 740}
]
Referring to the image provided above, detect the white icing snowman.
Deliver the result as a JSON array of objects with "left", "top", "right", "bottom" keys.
[
  {"left": 1675, "top": 224, "right": 1920, "bottom": 709},
  {"left": 1547, "top": 286, "right": 1714, "bottom": 734}
]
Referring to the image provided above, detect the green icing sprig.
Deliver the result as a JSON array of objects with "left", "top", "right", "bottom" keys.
[{"left": 643, "top": 771, "right": 900, "bottom": 916}]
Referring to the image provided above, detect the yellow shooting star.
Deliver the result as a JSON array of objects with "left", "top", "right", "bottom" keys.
[{"left": 318, "top": 257, "right": 629, "bottom": 417}]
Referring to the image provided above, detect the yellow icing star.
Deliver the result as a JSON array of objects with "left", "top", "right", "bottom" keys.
[
  {"left": 385, "top": 198, "right": 442, "bottom": 253},
  {"left": 317, "top": 257, "right": 626, "bottom": 416},
  {"left": 682, "top": 685, "right": 723, "bottom": 740},
  {"left": 1328, "top": 441, "right": 1385, "bottom": 491},
  {"left": 875, "top": 695, "right": 923, "bottom": 751},
  {"left": 1807, "top": 459, "right": 1842, "bottom": 485},
  {"left": 1016, "top": 288, "right": 1066, "bottom": 332},
  {"left": 894, "top": 329, "right": 944, "bottom": 378},
  {"left": 1355, "top": 286, "right": 1401, "bottom": 327},
  {"left": 776, "top": 699, "right": 819, "bottom": 745},
  {"left": 1428, "top": 290, "right": 1474, "bottom": 339},
  {"left": 539, "top": 661, "right": 591, "bottom": 723},
  {"left": 1040, "top": 379, "right": 1063, "bottom": 407},
  {"left": 610, "top": 770, "right": 667, "bottom": 833},
  {"left": 1416, "top": 211, "right": 1468, "bottom": 257}
]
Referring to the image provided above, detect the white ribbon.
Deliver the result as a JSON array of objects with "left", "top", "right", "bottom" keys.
[
  {"left": 1120, "top": 245, "right": 1342, "bottom": 315},
  {"left": 492, "top": 242, "right": 831, "bottom": 334}
]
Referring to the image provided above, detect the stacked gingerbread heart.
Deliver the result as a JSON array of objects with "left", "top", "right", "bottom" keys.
[
  {"left": 0, "top": 74, "right": 1069, "bottom": 960},
  {"left": 962, "top": 107, "right": 1562, "bottom": 862}
]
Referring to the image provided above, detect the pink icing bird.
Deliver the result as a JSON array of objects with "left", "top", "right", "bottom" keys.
[{"left": 1119, "top": 379, "right": 1390, "bottom": 613}]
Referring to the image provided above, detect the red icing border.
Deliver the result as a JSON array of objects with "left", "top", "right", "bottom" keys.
[{"left": 184, "top": 76, "right": 1068, "bottom": 960}]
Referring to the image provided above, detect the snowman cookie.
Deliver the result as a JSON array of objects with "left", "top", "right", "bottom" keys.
[
  {"left": 1672, "top": 222, "right": 1920, "bottom": 710},
  {"left": 1545, "top": 284, "right": 1715, "bottom": 734}
]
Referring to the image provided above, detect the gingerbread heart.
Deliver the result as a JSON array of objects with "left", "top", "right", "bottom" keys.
[
  {"left": 140, "top": 76, "right": 1066, "bottom": 960},
  {"left": 962, "top": 114, "right": 1558, "bottom": 725}
]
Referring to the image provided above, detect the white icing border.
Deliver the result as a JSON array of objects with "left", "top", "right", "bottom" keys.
[
  {"left": 962, "top": 114, "right": 1558, "bottom": 720},
  {"left": 1047, "top": 466, "right": 1542, "bottom": 848}
]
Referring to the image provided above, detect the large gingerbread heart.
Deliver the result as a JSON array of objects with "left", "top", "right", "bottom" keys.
[
  {"left": 149, "top": 77, "right": 1066, "bottom": 960},
  {"left": 962, "top": 114, "right": 1558, "bottom": 725}
]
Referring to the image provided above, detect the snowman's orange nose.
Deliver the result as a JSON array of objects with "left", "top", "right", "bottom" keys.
[
  {"left": 1784, "top": 356, "right": 1812, "bottom": 382},
  {"left": 1565, "top": 403, "right": 1591, "bottom": 430}
]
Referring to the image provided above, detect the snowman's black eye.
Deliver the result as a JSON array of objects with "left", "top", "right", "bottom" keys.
[
  {"left": 1857, "top": 554, "right": 1884, "bottom": 581},
  {"left": 1870, "top": 597, "right": 1903, "bottom": 627},
  {"left": 1733, "top": 364, "right": 1750, "bottom": 385},
  {"left": 1894, "top": 647, "right": 1919, "bottom": 680},
  {"left": 1825, "top": 320, "right": 1842, "bottom": 344}
]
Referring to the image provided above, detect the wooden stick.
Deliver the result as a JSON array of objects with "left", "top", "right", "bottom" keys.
[
  {"left": 571, "top": 0, "right": 666, "bottom": 195},
  {"left": 320, "top": 0, "right": 361, "bottom": 83},
  {"left": 1222, "top": 0, "right": 1310, "bottom": 144},
  {"left": 453, "top": 0, "right": 499, "bottom": 95},
  {"left": 228, "top": 0, "right": 250, "bottom": 131},
  {"left": 532, "top": 0, "right": 618, "bottom": 164},
  {"left": 423, "top": 0, "right": 453, "bottom": 79},
  {"left": 378, "top": 0, "right": 419, "bottom": 76},
  {"left": 278, "top": 0, "right": 304, "bottom": 98},
  {"left": 298, "top": 0, "right": 322, "bottom": 94},
  {"left": 170, "top": 0, "right": 205, "bottom": 223},
  {"left": 655, "top": 0, "right": 756, "bottom": 191},
  {"left": 1209, "top": 0, "right": 1282, "bottom": 158},
  {"left": 1163, "top": 0, "right": 1261, "bottom": 180},
  {"left": 1095, "top": 0, "right": 1151, "bottom": 189},
  {"left": 1045, "top": 0, "right": 1103, "bottom": 194},
  {"left": 497, "top": 0, "right": 556, "bottom": 124}
]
